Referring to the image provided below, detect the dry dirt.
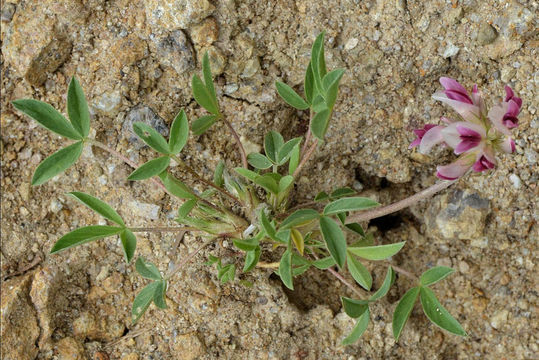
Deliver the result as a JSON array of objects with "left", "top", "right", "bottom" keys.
[{"left": 1, "top": 0, "right": 538, "bottom": 359}]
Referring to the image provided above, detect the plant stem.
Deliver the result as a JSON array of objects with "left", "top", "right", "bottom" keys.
[
  {"left": 390, "top": 264, "right": 419, "bottom": 281},
  {"left": 346, "top": 180, "right": 457, "bottom": 224},
  {"left": 130, "top": 226, "right": 199, "bottom": 233},
  {"left": 222, "top": 117, "right": 248, "bottom": 168},
  {"left": 88, "top": 138, "right": 173, "bottom": 197},
  {"left": 165, "top": 237, "right": 218, "bottom": 280},
  {"left": 310, "top": 252, "right": 365, "bottom": 299},
  {"left": 170, "top": 155, "right": 242, "bottom": 205},
  {"left": 293, "top": 139, "right": 318, "bottom": 178}
]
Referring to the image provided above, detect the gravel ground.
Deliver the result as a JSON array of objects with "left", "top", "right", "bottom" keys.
[{"left": 1, "top": 0, "right": 537, "bottom": 359}]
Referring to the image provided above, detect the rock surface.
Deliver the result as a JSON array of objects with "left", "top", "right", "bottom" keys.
[{"left": 1, "top": 0, "right": 537, "bottom": 359}]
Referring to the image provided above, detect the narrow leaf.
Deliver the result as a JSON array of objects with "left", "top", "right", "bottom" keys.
[
  {"left": 67, "top": 77, "right": 90, "bottom": 137},
  {"left": 392, "top": 287, "right": 420, "bottom": 341},
  {"left": 128, "top": 156, "right": 170, "bottom": 181},
  {"left": 290, "top": 228, "right": 304, "bottom": 255},
  {"left": 278, "top": 137, "right": 302, "bottom": 165},
  {"left": 312, "top": 256, "right": 336, "bottom": 269},
  {"left": 319, "top": 216, "right": 347, "bottom": 268},
  {"left": 51, "top": 225, "right": 122, "bottom": 254},
  {"left": 153, "top": 280, "right": 168, "bottom": 309},
  {"left": 310, "top": 32, "right": 325, "bottom": 92},
  {"left": 304, "top": 61, "right": 314, "bottom": 104},
  {"left": 348, "top": 242, "right": 406, "bottom": 261},
  {"left": 420, "top": 266, "right": 455, "bottom": 287},
  {"left": 214, "top": 160, "right": 225, "bottom": 187},
  {"left": 192, "top": 114, "right": 218, "bottom": 136},
  {"left": 324, "top": 197, "right": 379, "bottom": 215},
  {"left": 420, "top": 287, "right": 467, "bottom": 336},
  {"left": 264, "top": 131, "right": 284, "bottom": 163},
  {"left": 132, "top": 281, "right": 160, "bottom": 324},
  {"left": 314, "top": 191, "right": 329, "bottom": 202},
  {"left": 279, "top": 249, "right": 293, "bottom": 290},
  {"left": 275, "top": 81, "right": 309, "bottom": 110},
  {"left": 254, "top": 175, "right": 279, "bottom": 194},
  {"left": 341, "top": 296, "right": 369, "bottom": 318},
  {"left": 370, "top": 266, "right": 395, "bottom": 301},
  {"left": 247, "top": 153, "right": 272, "bottom": 169},
  {"left": 159, "top": 172, "right": 195, "bottom": 199},
  {"left": 234, "top": 167, "right": 259, "bottom": 182},
  {"left": 169, "top": 109, "right": 189, "bottom": 155},
  {"left": 310, "top": 109, "right": 330, "bottom": 140},
  {"left": 135, "top": 257, "right": 162, "bottom": 280},
  {"left": 233, "top": 238, "right": 259, "bottom": 252},
  {"left": 243, "top": 246, "right": 261, "bottom": 272},
  {"left": 347, "top": 253, "right": 372, "bottom": 290},
  {"left": 330, "top": 187, "right": 356, "bottom": 199},
  {"left": 280, "top": 209, "right": 320, "bottom": 230},
  {"left": 342, "top": 309, "right": 370, "bottom": 345},
  {"left": 322, "top": 68, "right": 345, "bottom": 109},
  {"left": 345, "top": 223, "right": 365, "bottom": 236},
  {"left": 288, "top": 144, "right": 300, "bottom": 175},
  {"left": 133, "top": 122, "right": 170, "bottom": 154},
  {"left": 13, "top": 99, "right": 82, "bottom": 140},
  {"left": 192, "top": 74, "right": 219, "bottom": 115},
  {"left": 120, "top": 229, "right": 137, "bottom": 263},
  {"left": 312, "top": 94, "right": 327, "bottom": 113},
  {"left": 279, "top": 175, "right": 294, "bottom": 193},
  {"left": 202, "top": 52, "right": 217, "bottom": 105},
  {"left": 32, "top": 141, "right": 83, "bottom": 186},
  {"left": 218, "top": 264, "right": 235, "bottom": 283},
  {"left": 68, "top": 191, "right": 125, "bottom": 226},
  {"left": 178, "top": 199, "right": 197, "bottom": 219}
]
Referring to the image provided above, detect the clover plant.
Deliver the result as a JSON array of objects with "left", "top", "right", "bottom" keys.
[{"left": 12, "top": 32, "right": 522, "bottom": 344}]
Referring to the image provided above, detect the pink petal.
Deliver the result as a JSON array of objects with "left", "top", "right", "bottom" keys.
[
  {"left": 419, "top": 125, "right": 444, "bottom": 154},
  {"left": 441, "top": 122, "right": 485, "bottom": 153},
  {"left": 506, "top": 100, "right": 520, "bottom": 117},
  {"left": 436, "top": 156, "right": 473, "bottom": 180},
  {"left": 472, "top": 152, "right": 496, "bottom": 172},
  {"left": 432, "top": 92, "right": 481, "bottom": 123},
  {"left": 440, "top": 77, "right": 468, "bottom": 95},
  {"left": 499, "top": 137, "right": 515, "bottom": 154},
  {"left": 441, "top": 116, "right": 455, "bottom": 124},
  {"left": 504, "top": 85, "right": 523, "bottom": 108},
  {"left": 488, "top": 104, "right": 511, "bottom": 135}
]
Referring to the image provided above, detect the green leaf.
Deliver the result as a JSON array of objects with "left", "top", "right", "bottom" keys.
[
  {"left": 50, "top": 225, "right": 122, "bottom": 254},
  {"left": 279, "top": 175, "right": 294, "bottom": 193},
  {"left": 247, "top": 153, "right": 272, "bottom": 169},
  {"left": 214, "top": 160, "right": 225, "bottom": 187},
  {"left": 202, "top": 52, "right": 217, "bottom": 105},
  {"left": 260, "top": 210, "right": 277, "bottom": 240},
  {"left": 275, "top": 81, "right": 309, "bottom": 110},
  {"left": 178, "top": 199, "right": 197, "bottom": 219},
  {"left": 275, "top": 229, "right": 291, "bottom": 243},
  {"left": 192, "top": 114, "right": 218, "bottom": 136},
  {"left": 205, "top": 255, "right": 220, "bottom": 266},
  {"left": 133, "top": 122, "right": 170, "bottom": 154},
  {"left": 314, "top": 191, "right": 329, "bottom": 202},
  {"left": 67, "top": 77, "right": 90, "bottom": 137},
  {"left": 420, "top": 287, "right": 466, "bottom": 336},
  {"left": 324, "top": 197, "right": 379, "bottom": 215},
  {"left": 13, "top": 99, "right": 82, "bottom": 140},
  {"left": 347, "top": 253, "right": 372, "bottom": 291},
  {"left": 341, "top": 296, "right": 369, "bottom": 318},
  {"left": 348, "top": 242, "right": 406, "bottom": 261},
  {"left": 312, "top": 256, "right": 336, "bottom": 269},
  {"left": 254, "top": 174, "right": 279, "bottom": 194},
  {"left": 310, "top": 109, "right": 330, "bottom": 140},
  {"left": 312, "top": 94, "right": 327, "bottom": 113},
  {"left": 135, "top": 257, "right": 162, "bottom": 280},
  {"left": 290, "top": 228, "right": 304, "bottom": 255},
  {"left": 153, "top": 280, "right": 168, "bottom": 309},
  {"left": 264, "top": 131, "right": 284, "bottom": 163},
  {"left": 218, "top": 264, "right": 235, "bottom": 283},
  {"left": 32, "top": 141, "right": 83, "bottom": 186},
  {"left": 243, "top": 246, "right": 261, "bottom": 272},
  {"left": 322, "top": 68, "right": 345, "bottom": 109},
  {"left": 342, "top": 308, "right": 370, "bottom": 345},
  {"left": 279, "top": 249, "right": 293, "bottom": 290},
  {"left": 420, "top": 267, "right": 455, "bottom": 287},
  {"left": 234, "top": 167, "right": 259, "bottom": 182},
  {"left": 278, "top": 137, "right": 302, "bottom": 165},
  {"left": 132, "top": 281, "right": 160, "bottom": 324},
  {"left": 370, "top": 266, "right": 395, "bottom": 301},
  {"left": 128, "top": 156, "right": 170, "bottom": 181},
  {"left": 68, "top": 191, "right": 125, "bottom": 226},
  {"left": 310, "top": 32, "right": 326, "bottom": 92},
  {"left": 392, "top": 287, "right": 420, "bottom": 341},
  {"left": 345, "top": 223, "right": 365, "bottom": 237},
  {"left": 120, "top": 229, "right": 137, "bottom": 263},
  {"left": 169, "top": 109, "right": 189, "bottom": 155},
  {"left": 280, "top": 209, "right": 320, "bottom": 230},
  {"left": 158, "top": 172, "right": 195, "bottom": 199},
  {"left": 233, "top": 238, "right": 259, "bottom": 252},
  {"left": 288, "top": 144, "right": 300, "bottom": 175},
  {"left": 192, "top": 74, "right": 219, "bottom": 115},
  {"left": 330, "top": 187, "right": 356, "bottom": 199},
  {"left": 304, "top": 61, "right": 314, "bottom": 104},
  {"left": 319, "top": 216, "right": 347, "bottom": 268}
]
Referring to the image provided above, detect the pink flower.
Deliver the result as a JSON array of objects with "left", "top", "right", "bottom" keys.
[{"left": 411, "top": 78, "right": 521, "bottom": 180}]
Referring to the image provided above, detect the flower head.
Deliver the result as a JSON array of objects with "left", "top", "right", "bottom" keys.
[{"left": 411, "top": 77, "right": 521, "bottom": 180}]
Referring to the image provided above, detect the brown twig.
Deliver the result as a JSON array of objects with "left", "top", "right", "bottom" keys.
[
  {"left": 292, "top": 139, "right": 318, "bottom": 178},
  {"left": 310, "top": 252, "right": 366, "bottom": 299},
  {"left": 130, "top": 226, "right": 199, "bottom": 233},
  {"left": 390, "top": 264, "right": 419, "bottom": 281},
  {"left": 165, "top": 237, "right": 218, "bottom": 280},
  {"left": 346, "top": 180, "right": 457, "bottom": 224},
  {"left": 222, "top": 117, "right": 248, "bottom": 168}
]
